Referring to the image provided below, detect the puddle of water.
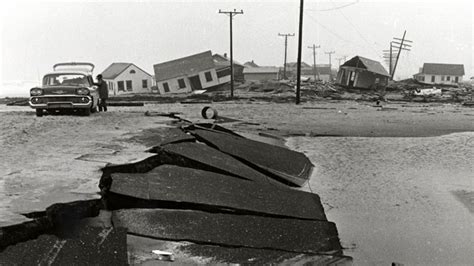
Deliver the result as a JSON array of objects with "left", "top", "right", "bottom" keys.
[{"left": 287, "top": 133, "right": 474, "bottom": 265}]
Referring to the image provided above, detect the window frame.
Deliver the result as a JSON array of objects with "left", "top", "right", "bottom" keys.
[
  {"left": 118, "top": 81, "right": 125, "bottom": 91},
  {"left": 204, "top": 71, "right": 213, "bottom": 82},
  {"left": 177, "top": 78, "right": 186, "bottom": 89},
  {"left": 163, "top": 82, "right": 170, "bottom": 93},
  {"left": 126, "top": 80, "right": 133, "bottom": 91},
  {"left": 142, "top": 79, "right": 148, "bottom": 89},
  {"left": 431, "top": 76, "right": 435, "bottom": 82}
]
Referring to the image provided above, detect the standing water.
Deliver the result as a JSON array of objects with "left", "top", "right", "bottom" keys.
[{"left": 287, "top": 133, "right": 474, "bottom": 265}]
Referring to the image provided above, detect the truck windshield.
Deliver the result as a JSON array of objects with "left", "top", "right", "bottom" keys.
[{"left": 43, "top": 74, "right": 89, "bottom": 86}]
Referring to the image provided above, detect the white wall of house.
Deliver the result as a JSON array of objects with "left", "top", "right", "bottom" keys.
[
  {"left": 414, "top": 74, "right": 463, "bottom": 84},
  {"left": 244, "top": 72, "right": 279, "bottom": 82},
  {"left": 108, "top": 65, "right": 153, "bottom": 95},
  {"left": 156, "top": 76, "right": 193, "bottom": 94},
  {"left": 198, "top": 69, "right": 219, "bottom": 88},
  {"left": 156, "top": 69, "right": 221, "bottom": 94}
]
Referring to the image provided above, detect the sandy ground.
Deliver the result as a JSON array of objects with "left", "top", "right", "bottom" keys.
[{"left": 1, "top": 100, "right": 473, "bottom": 265}]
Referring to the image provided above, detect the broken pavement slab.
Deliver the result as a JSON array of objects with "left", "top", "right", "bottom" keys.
[
  {"left": 155, "top": 142, "right": 287, "bottom": 186},
  {"left": 127, "top": 234, "right": 352, "bottom": 265},
  {"left": 108, "top": 165, "right": 327, "bottom": 220},
  {"left": 186, "top": 127, "right": 314, "bottom": 186},
  {"left": 113, "top": 208, "right": 341, "bottom": 254},
  {"left": 0, "top": 227, "right": 128, "bottom": 265}
]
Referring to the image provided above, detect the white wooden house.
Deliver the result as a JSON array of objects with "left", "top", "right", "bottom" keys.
[
  {"left": 153, "top": 51, "right": 221, "bottom": 94},
  {"left": 101, "top": 63, "right": 154, "bottom": 95},
  {"left": 413, "top": 63, "right": 465, "bottom": 84}
]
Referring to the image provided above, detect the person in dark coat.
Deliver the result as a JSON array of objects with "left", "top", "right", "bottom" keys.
[{"left": 95, "top": 74, "right": 109, "bottom": 112}]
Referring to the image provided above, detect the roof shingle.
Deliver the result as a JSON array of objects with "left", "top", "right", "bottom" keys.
[
  {"left": 101, "top": 63, "right": 132, "bottom": 79},
  {"left": 422, "top": 63, "right": 464, "bottom": 76},
  {"left": 153, "top": 51, "right": 215, "bottom": 82}
]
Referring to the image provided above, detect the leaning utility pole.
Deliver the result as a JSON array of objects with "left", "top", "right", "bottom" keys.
[
  {"left": 278, "top": 33, "right": 295, "bottom": 80},
  {"left": 325, "top": 51, "right": 335, "bottom": 80},
  {"left": 383, "top": 42, "right": 399, "bottom": 77},
  {"left": 308, "top": 44, "right": 320, "bottom": 82},
  {"left": 296, "top": 0, "right": 304, "bottom": 104},
  {"left": 390, "top": 30, "right": 412, "bottom": 80},
  {"left": 219, "top": 9, "right": 244, "bottom": 98}
]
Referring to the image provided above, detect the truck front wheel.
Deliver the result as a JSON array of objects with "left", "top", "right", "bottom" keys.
[{"left": 36, "top": 109, "right": 43, "bottom": 117}]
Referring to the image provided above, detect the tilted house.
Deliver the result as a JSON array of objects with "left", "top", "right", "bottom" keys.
[
  {"left": 101, "top": 63, "right": 154, "bottom": 95},
  {"left": 336, "top": 56, "right": 390, "bottom": 89},
  {"left": 413, "top": 63, "right": 464, "bottom": 84},
  {"left": 212, "top": 53, "right": 245, "bottom": 82},
  {"left": 153, "top": 51, "right": 221, "bottom": 94}
]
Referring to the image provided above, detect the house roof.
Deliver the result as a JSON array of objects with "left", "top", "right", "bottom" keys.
[
  {"left": 341, "top": 56, "right": 390, "bottom": 77},
  {"left": 101, "top": 63, "right": 132, "bottom": 79},
  {"left": 101, "top": 63, "right": 152, "bottom": 79},
  {"left": 243, "top": 67, "right": 280, "bottom": 74},
  {"left": 244, "top": 61, "right": 259, "bottom": 68},
  {"left": 212, "top": 54, "right": 244, "bottom": 69},
  {"left": 421, "top": 63, "right": 465, "bottom": 76},
  {"left": 154, "top": 51, "right": 215, "bottom": 82}
]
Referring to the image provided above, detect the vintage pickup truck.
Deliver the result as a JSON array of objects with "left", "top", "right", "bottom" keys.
[{"left": 29, "top": 62, "right": 100, "bottom": 116}]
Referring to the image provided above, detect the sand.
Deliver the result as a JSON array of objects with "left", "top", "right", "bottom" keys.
[{"left": 1, "top": 101, "right": 473, "bottom": 265}]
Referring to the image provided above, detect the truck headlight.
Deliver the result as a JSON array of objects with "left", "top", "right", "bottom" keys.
[
  {"left": 30, "top": 88, "right": 43, "bottom": 96},
  {"left": 76, "top": 88, "right": 90, "bottom": 95}
]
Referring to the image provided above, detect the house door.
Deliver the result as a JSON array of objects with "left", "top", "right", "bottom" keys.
[
  {"left": 348, "top": 71, "right": 356, "bottom": 87},
  {"left": 189, "top": 75, "right": 202, "bottom": 90}
]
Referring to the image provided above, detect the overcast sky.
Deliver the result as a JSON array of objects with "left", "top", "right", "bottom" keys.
[{"left": 1, "top": 0, "right": 473, "bottom": 87}]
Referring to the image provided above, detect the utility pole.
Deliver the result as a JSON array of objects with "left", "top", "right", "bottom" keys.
[
  {"left": 296, "top": 0, "right": 304, "bottom": 104},
  {"left": 336, "top": 56, "right": 347, "bottom": 69},
  {"left": 390, "top": 30, "right": 412, "bottom": 80},
  {"left": 308, "top": 44, "right": 320, "bottom": 82},
  {"left": 325, "top": 51, "right": 335, "bottom": 80},
  {"left": 383, "top": 42, "right": 399, "bottom": 77},
  {"left": 219, "top": 9, "right": 244, "bottom": 98},
  {"left": 278, "top": 33, "right": 295, "bottom": 80}
]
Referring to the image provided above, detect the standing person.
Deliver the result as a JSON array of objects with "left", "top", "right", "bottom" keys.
[{"left": 95, "top": 74, "right": 108, "bottom": 112}]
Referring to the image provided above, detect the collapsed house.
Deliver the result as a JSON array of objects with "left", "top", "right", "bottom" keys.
[
  {"left": 336, "top": 56, "right": 390, "bottom": 89},
  {"left": 413, "top": 63, "right": 465, "bottom": 85},
  {"left": 153, "top": 51, "right": 223, "bottom": 94},
  {"left": 212, "top": 53, "right": 245, "bottom": 82}
]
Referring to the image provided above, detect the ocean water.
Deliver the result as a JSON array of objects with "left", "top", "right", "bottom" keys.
[{"left": 287, "top": 133, "right": 474, "bottom": 265}]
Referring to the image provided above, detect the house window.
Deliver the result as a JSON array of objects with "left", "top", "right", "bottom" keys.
[
  {"left": 163, "top": 82, "right": 170, "bottom": 93},
  {"left": 118, "top": 81, "right": 125, "bottom": 91},
  {"left": 178, "top": 78, "right": 186, "bottom": 89},
  {"left": 217, "top": 68, "right": 231, "bottom": 78},
  {"left": 142, "top": 79, "right": 148, "bottom": 88},
  {"left": 126, "top": 80, "right": 132, "bottom": 91},
  {"left": 455, "top": 76, "right": 459, "bottom": 83},
  {"left": 130, "top": 69, "right": 136, "bottom": 74},
  {"left": 431, "top": 76, "right": 435, "bottom": 82},
  {"left": 420, "top": 76, "right": 425, "bottom": 82},
  {"left": 205, "top": 71, "right": 213, "bottom": 82},
  {"left": 441, "top": 76, "right": 445, "bottom": 81}
]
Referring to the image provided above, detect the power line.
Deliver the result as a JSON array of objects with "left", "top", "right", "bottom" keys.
[
  {"left": 306, "top": 0, "right": 359, "bottom": 12},
  {"left": 328, "top": 0, "right": 382, "bottom": 60},
  {"left": 219, "top": 9, "right": 244, "bottom": 98}
]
